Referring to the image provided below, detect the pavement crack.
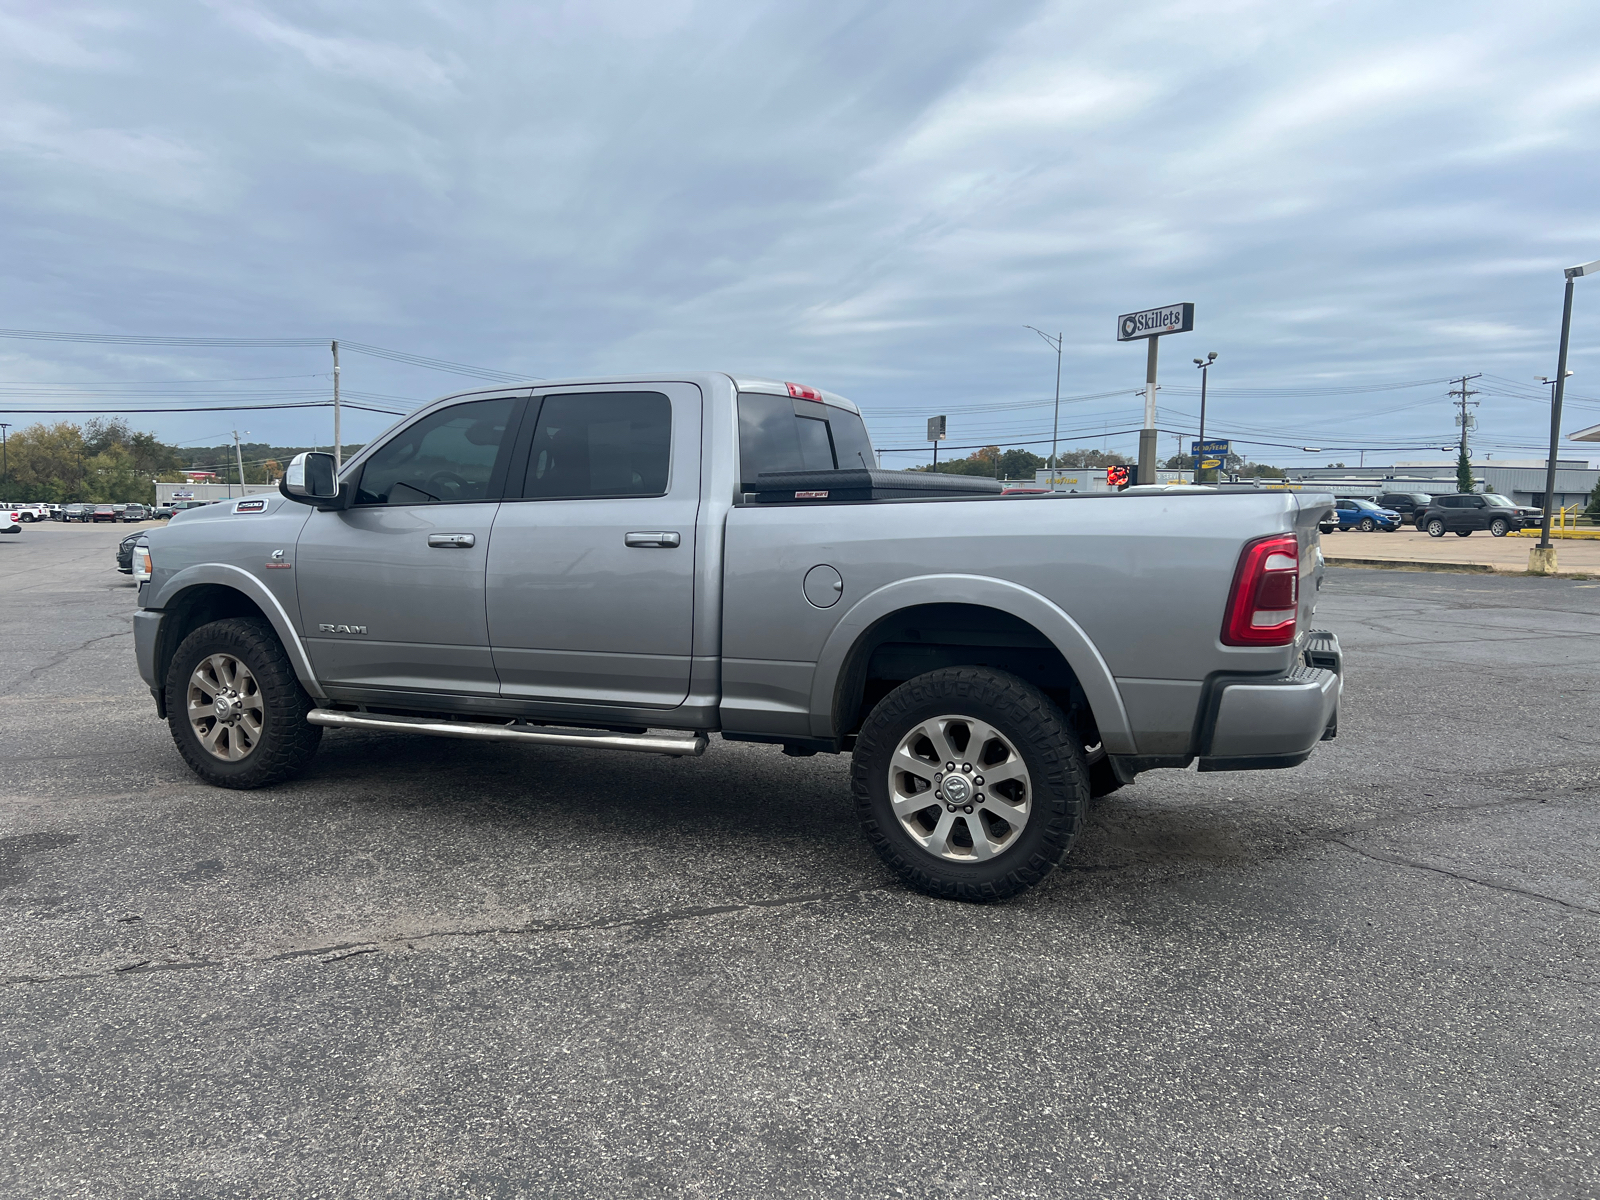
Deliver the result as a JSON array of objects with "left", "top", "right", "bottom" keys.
[
  {"left": 6, "top": 628, "right": 133, "bottom": 695},
  {"left": 2, "top": 883, "right": 892, "bottom": 987},
  {"left": 1327, "top": 837, "right": 1600, "bottom": 917}
]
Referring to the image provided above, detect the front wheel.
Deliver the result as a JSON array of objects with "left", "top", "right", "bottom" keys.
[
  {"left": 165, "top": 617, "right": 322, "bottom": 789},
  {"left": 1427, "top": 519, "right": 1446, "bottom": 537},
  {"left": 852, "top": 667, "right": 1089, "bottom": 901},
  {"left": 1359, "top": 517, "right": 1375, "bottom": 532},
  {"left": 1489, "top": 519, "right": 1509, "bottom": 537}
]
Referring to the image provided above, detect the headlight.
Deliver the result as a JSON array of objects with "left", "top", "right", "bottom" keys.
[{"left": 132, "top": 544, "right": 152, "bottom": 582}]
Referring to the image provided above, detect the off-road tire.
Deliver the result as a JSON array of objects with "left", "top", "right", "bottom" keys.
[
  {"left": 1427, "top": 519, "right": 1446, "bottom": 537},
  {"left": 852, "top": 667, "right": 1089, "bottom": 901},
  {"left": 165, "top": 617, "right": 322, "bottom": 789}
]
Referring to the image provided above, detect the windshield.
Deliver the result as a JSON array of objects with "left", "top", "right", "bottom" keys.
[{"left": 1481, "top": 494, "right": 1515, "bottom": 507}]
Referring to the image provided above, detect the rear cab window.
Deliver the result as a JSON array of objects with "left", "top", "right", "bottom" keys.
[{"left": 737, "top": 392, "right": 876, "bottom": 488}]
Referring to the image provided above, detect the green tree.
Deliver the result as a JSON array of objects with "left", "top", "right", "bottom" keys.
[
  {"left": 1456, "top": 448, "right": 1475, "bottom": 493},
  {"left": 4, "top": 419, "right": 185, "bottom": 503},
  {"left": 1585, "top": 477, "right": 1600, "bottom": 518}
]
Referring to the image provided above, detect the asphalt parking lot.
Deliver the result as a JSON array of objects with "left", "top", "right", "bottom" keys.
[{"left": 3, "top": 521, "right": 1597, "bottom": 1199}]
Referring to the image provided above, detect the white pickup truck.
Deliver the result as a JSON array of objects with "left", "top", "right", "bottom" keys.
[{"left": 2, "top": 502, "right": 47, "bottom": 524}]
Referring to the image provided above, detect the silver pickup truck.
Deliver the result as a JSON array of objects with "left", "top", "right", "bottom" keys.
[{"left": 133, "top": 373, "right": 1341, "bottom": 900}]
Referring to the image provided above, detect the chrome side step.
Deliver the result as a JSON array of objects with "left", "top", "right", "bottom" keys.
[{"left": 306, "top": 709, "right": 708, "bottom": 757}]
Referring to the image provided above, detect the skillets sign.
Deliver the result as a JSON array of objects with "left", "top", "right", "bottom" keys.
[{"left": 1117, "top": 302, "right": 1194, "bottom": 341}]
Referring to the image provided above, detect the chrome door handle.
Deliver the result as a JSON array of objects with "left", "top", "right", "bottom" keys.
[
  {"left": 625, "top": 531, "right": 681, "bottom": 548},
  {"left": 427, "top": 533, "right": 476, "bottom": 548}
]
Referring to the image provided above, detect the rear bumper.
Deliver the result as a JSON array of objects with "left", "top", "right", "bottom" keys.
[{"left": 1196, "top": 630, "right": 1342, "bottom": 772}]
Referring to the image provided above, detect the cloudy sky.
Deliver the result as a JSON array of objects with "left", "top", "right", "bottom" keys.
[{"left": 4, "top": 0, "right": 1600, "bottom": 469}]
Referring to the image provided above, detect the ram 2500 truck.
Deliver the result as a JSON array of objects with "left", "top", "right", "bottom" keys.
[{"left": 132, "top": 373, "right": 1341, "bottom": 900}]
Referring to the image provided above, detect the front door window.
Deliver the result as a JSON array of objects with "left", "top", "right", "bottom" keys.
[{"left": 356, "top": 396, "right": 517, "bottom": 506}]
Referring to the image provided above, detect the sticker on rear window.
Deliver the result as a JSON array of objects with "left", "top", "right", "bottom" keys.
[{"left": 235, "top": 499, "right": 268, "bottom": 513}]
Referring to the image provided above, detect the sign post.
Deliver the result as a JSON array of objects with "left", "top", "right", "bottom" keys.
[
  {"left": 1191, "top": 438, "right": 1230, "bottom": 477},
  {"left": 927, "top": 415, "right": 947, "bottom": 468},
  {"left": 1117, "top": 302, "right": 1194, "bottom": 484}
]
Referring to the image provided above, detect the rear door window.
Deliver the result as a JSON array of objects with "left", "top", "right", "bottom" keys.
[{"left": 520, "top": 391, "right": 672, "bottom": 499}]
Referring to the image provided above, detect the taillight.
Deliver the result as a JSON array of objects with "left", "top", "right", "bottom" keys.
[
  {"left": 1222, "top": 534, "right": 1301, "bottom": 646},
  {"left": 785, "top": 382, "right": 823, "bottom": 401}
]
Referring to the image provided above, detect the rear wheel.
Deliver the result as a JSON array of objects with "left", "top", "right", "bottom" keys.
[
  {"left": 1427, "top": 519, "right": 1446, "bottom": 537},
  {"left": 1456, "top": 530, "right": 1472, "bottom": 537},
  {"left": 852, "top": 667, "right": 1089, "bottom": 901},
  {"left": 165, "top": 617, "right": 322, "bottom": 789}
]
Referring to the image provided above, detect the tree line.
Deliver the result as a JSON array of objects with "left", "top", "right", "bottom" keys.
[
  {"left": 908, "top": 445, "right": 1284, "bottom": 479},
  {"left": 0, "top": 418, "right": 358, "bottom": 504}
]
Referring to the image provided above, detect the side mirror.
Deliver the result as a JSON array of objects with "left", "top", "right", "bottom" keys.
[{"left": 281, "top": 452, "right": 339, "bottom": 502}]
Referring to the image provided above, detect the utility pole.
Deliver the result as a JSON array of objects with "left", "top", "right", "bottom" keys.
[
  {"left": 332, "top": 340, "right": 342, "bottom": 474},
  {"left": 1449, "top": 373, "right": 1481, "bottom": 492},
  {"left": 0, "top": 423, "right": 9, "bottom": 495},
  {"left": 1025, "top": 327, "right": 1064, "bottom": 489},
  {"left": 1192, "top": 351, "right": 1217, "bottom": 482},
  {"left": 232, "top": 430, "right": 248, "bottom": 498}
]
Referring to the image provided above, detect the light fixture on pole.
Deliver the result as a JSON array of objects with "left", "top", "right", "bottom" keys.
[
  {"left": 1192, "top": 351, "right": 1217, "bottom": 481},
  {"left": 1025, "top": 326, "right": 1063, "bottom": 488},
  {"left": 1535, "top": 257, "right": 1600, "bottom": 568}
]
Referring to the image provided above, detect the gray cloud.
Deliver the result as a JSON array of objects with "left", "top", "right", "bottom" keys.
[{"left": 1, "top": 0, "right": 1598, "bottom": 463}]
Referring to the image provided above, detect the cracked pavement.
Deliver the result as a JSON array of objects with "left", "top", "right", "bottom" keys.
[{"left": 2, "top": 521, "right": 1598, "bottom": 1199}]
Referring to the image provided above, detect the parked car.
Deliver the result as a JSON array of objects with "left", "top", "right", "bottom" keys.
[
  {"left": 1376, "top": 492, "right": 1435, "bottom": 527},
  {"left": 1419, "top": 493, "right": 1532, "bottom": 537},
  {"left": 1326, "top": 498, "right": 1402, "bottom": 532},
  {"left": 44, "top": 503, "right": 63, "bottom": 520},
  {"left": 0, "top": 501, "right": 49, "bottom": 522},
  {"left": 91, "top": 503, "right": 119, "bottom": 523},
  {"left": 62, "top": 503, "right": 92, "bottom": 522},
  {"left": 120, "top": 504, "right": 150, "bottom": 522},
  {"left": 151, "top": 505, "right": 175, "bottom": 520},
  {"left": 133, "top": 373, "right": 1342, "bottom": 902},
  {"left": 116, "top": 530, "right": 148, "bottom": 573}
]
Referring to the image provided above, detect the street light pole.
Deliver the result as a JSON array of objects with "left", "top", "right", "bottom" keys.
[
  {"left": 0, "top": 422, "right": 10, "bottom": 495},
  {"left": 1536, "top": 260, "right": 1599, "bottom": 554},
  {"left": 1025, "top": 326, "right": 1064, "bottom": 489},
  {"left": 1192, "top": 352, "right": 1216, "bottom": 482}
]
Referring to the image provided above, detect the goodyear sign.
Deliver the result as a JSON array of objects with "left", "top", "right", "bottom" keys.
[
  {"left": 1117, "top": 302, "right": 1195, "bottom": 341},
  {"left": 1191, "top": 439, "right": 1230, "bottom": 457}
]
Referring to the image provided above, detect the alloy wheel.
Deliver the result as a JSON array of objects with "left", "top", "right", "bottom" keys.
[
  {"left": 187, "top": 653, "right": 264, "bottom": 761},
  {"left": 886, "top": 715, "right": 1031, "bottom": 862}
]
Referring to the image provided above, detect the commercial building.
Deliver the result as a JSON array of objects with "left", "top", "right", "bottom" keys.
[
  {"left": 155, "top": 482, "right": 276, "bottom": 505},
  {"left": 1285, "top": 458, "right": 1598, "bottom": 511}
]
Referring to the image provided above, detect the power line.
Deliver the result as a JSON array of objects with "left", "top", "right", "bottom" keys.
[
  {"left": 0, "top": 328, "right": 529, "bottom": 382},
  {"left": 0, "top": 401, "right": 408, "bottom": 416}
]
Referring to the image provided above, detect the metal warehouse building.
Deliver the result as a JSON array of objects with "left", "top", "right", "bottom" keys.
[{"left": 1285, "top": 458, "right": 1598, "bottom": 511}]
